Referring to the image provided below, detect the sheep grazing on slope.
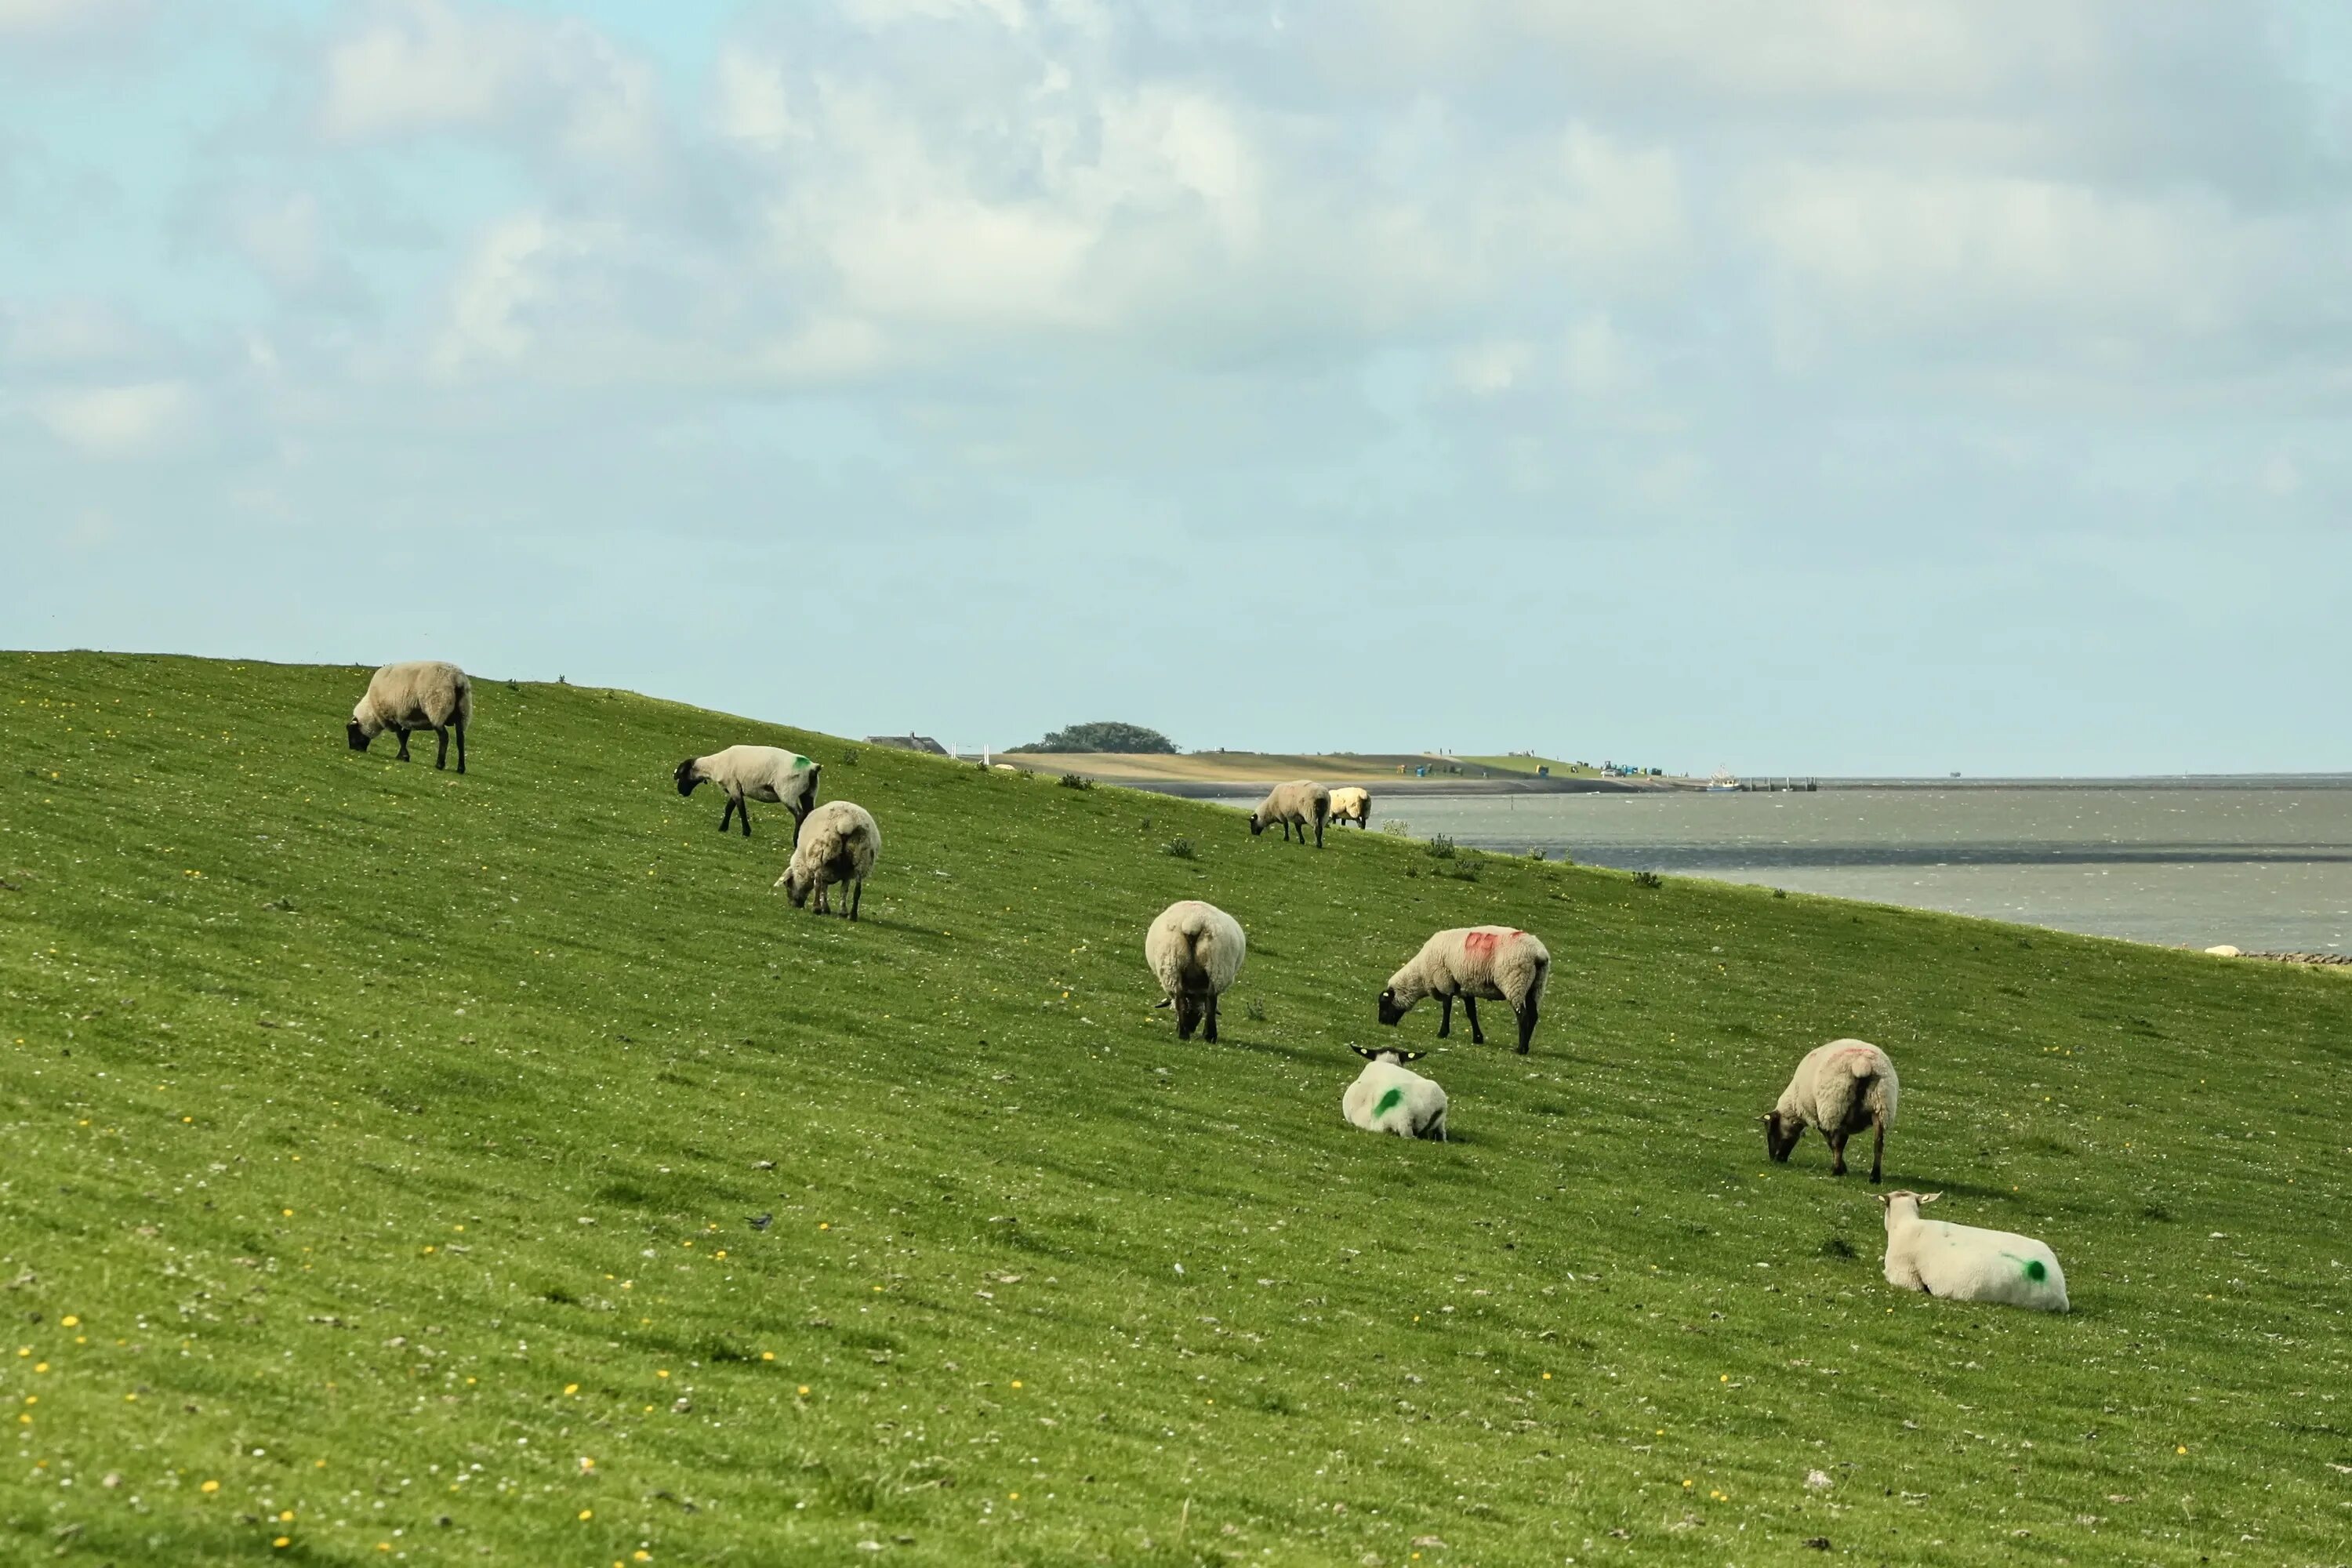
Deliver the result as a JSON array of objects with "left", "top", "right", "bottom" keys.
[
  {"left": 1342, "top": 1044, "right": 1447, "bottom": 1140},
  {"left": 1878, "top": 1192, "right": 2070, "bottom": 1312},
  {"left": 1327, "top": 786, "right": 1373, "bottom": 829},
  {"left": 774, "top": 800, "right": 879, "bottom": 919},
  {"left": 347, "top": 660, "right": 472, "bottom": 773},
  {"left": 1144, "top": 899, "right": 1247, "bottom": 1043},
  {"left": 1377, "top": 926, "right": 1551, "bottom": 1054},
  {"left": 1250, "top": 780, "right": 1332, "bottom": 848},
  {"left": 1765, "top": 1038, "right": 1900, "bottom": 1184},
  {"left": 675, "top": 746, "right": 821, "bottom": 840}
]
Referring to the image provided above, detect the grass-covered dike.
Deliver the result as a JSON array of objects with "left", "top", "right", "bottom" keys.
[{"left": 2, "top": 651, "right": 2347, "bottom": 1566}]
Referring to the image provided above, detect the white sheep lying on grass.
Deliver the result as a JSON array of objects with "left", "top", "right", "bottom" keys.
[
  {"left": 1377, "top": 926, "right": 1551, "bottom": 1053},
  {"left": 774, "top": 800, "right": 878, "bottom": 920},
  {"left": 1327, "top": 786, "right": 1372, "bottom": 829},
  {"left": 1879, "top": 1192, "right": 2069, "bottom": 1312},
  {"left": 1250, "top": 780, "right": 1332, "bottom": 848},
  {"left": 1341, "top": 1045, "right": 1447, "bottom": 1140},
  {"left": 1766, "top": 1038, "right": 1900, "bottom": 1183},
  {"left": 1145, "top": 899, "right": 1247, "bottom": 1043},
  {"left": 676, "top": 745, "right": 821, "bottom": 840},
  {"left": 347, "top": 660, "right": 472, "bottom": 772}
]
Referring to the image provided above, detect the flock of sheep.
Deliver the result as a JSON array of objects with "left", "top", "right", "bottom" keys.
[{"left": 345, "top": 660, "right": 2071, "bottom": 1313}]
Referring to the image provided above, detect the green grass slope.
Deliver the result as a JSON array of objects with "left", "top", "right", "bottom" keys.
[{"left": 3, "top": 652, "right": 2347, "bottom": 1566}]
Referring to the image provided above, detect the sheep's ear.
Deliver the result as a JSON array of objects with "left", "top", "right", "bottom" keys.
[
  {"left": 1348, "top": 1044, "right": 1378, "bottom": 1060},
  {"left": 1918, "top": 1192, "right": 1942, "bottom": 1205},
  {"left": 1395, "top": 1049, "right": 1426, "bottom": 1063}
]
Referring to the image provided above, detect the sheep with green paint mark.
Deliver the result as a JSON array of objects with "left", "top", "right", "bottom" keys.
[
  {"left": 1878, "top": 1192, "right": 2069, "bottom": 1312},
  {"left": 1341, "top": 1045, "right": 1448, "bottom": 1141}
]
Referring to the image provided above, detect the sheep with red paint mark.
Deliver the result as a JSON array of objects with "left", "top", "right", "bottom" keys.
[
  {"left": 1764, "top": 1038, "right": 1900, "bottom": 1182},
  {"left": 1377, "top": 926, "right": 1551, "bottom": 1054},
  {"left": 1878, "top": 1192, "right": 2069, "bottom": 1312},
  {"left": 1341, "top": 1044, "right": 1448, "bottom": 1140},
  {"left": 1249, "top": 780, "right": 1332, "bottom": 848},
  {"left": 1145, "top": 899, "right": 1247, "bottom": 1043}
]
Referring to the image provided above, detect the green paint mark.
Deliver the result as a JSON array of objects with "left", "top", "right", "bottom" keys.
[
  {"left": 1374, "top": 1087, "right": 1404, "bottom": 1118},
  {"left": 2024, "top": 1258, "right": 2047, "bottom": 1283}
]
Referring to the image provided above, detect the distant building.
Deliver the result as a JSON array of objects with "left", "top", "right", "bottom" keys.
[{"left": 866, "top": 735, "right": 948, "bottom": 755}]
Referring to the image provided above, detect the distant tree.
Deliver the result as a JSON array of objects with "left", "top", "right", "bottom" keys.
[{"left": 1010, "top": 720, "right": 1178, "bottom": 754}]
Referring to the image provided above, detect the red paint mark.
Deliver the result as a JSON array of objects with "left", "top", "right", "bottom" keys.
[{"left": 1462, "top": 931, "right": 1501, "bottom": 961}]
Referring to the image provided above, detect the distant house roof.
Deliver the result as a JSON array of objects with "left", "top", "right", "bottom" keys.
[{"left": 866, "top": 735, "right": 947, "bottom": 755}]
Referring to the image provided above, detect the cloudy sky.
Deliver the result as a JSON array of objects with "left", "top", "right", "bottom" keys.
[{"left": 4, "top": 1, "right": 2347, "bottom": 773}]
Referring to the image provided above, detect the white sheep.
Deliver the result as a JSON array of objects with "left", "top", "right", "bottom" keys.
[
  {"left": 1250, "top": 780, "right": 1333, "bottom": 848},
  {"left": 675, "top": 746, "right": 821, "bottom": 840},
  {"left": 1765, "top": 1038, "right": 1900, "bottom": 1183},
  {"left": 774, "top": 800, "right": 879, "bottom": 919},
  {"left": 1144, "top": 899, "right": 1247, "bottom": 1043},
  {"left": 1878, "top": 1192, "right": 2070, "bottom": 1312},
  {"left": 1341, "top": 1044, "right": 1447, "bottom": 1140},
  {"left": 1327, "top": 786, "right": 1372, "bottom": 829},
  {"left": 1377, "top": 926, "right": 1551, "bottom": 1054},
  {"left": 347, "top": 660, "right": 473, "bottom": 773}
]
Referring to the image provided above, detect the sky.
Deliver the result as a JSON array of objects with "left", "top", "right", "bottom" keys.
[{"left": 2, "top": 0, "right": 2348, "bottom": 775}]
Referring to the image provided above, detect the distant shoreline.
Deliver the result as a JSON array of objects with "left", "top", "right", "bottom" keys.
[{"left": 1049, "top": 771, "right": 2352, "bottom": 800}]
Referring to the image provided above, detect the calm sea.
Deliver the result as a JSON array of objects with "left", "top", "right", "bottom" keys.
[{"left": 1216, "top": 786, "right": 2352, "bottom": 953}]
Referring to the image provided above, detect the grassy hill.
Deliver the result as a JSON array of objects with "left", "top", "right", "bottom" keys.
[{"left": 2, "top": 652, "right": 2347, "bottom": 1566}]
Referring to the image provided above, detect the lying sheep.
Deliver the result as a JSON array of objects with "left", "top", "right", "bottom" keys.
[
  {"left": 774, "top": 800, "right": 879, "bottom": 919},
  {"left": 675, "top": 746, "right": 821, "bottom": 840},
  {"left": 1250, "top": 780, "right": 1332, "bottom": 848},
  {"left": 347, "top": 660, "right": 472, "bottom": 773},
  {"left": 1342, "top": 1044, "right": 1447, "bottom": 1140},
  {"left": 1765, "top": 1038, "right": 1900, "bottom": 1183},
  {"left": 1878, "top": 1192, "right": 2070, "bottom": 1312},
  {"left": 1377, "top": 926, "right": 1550, "bottom": 1054},
  {"left": 1145, "top": 899, "right": 1247, "bottom": 1043},
  {"left": 1327, "top": 786, "right": 1372, "bottom": 829}
]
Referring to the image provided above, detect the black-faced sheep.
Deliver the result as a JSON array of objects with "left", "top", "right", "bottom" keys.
[
  {"left": 1377, "top": 926, "right": 1550, "bottom": 1054},
  {"left": 1250, "top": 780, "right": 1332, "bottom": 848},
  {"left": 774, "top": 800, "right": 879, "bottom": 919},
  {"left": 1327, "top": 786, "right": 1372, "bottom": 829},
  {"left": 1765, "top": 1038, "right": 1900, "bottom": 1183},
  {"left": 1342, "top": 1044, "right": 1447, "bottom": 1139},
  {"left": 347, "top": 660, "right": 472, "bottom": 773},
  {"left": 675, "top": 746, "right": 821, "bottom": 840},
  {"left": 1145, "top": 899, "right": 1247, "bottom": 1043}
]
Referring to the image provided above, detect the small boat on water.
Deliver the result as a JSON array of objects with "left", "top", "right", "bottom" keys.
[{"left": 1706, "top": 767, "right": 1740, "bottom": 793}]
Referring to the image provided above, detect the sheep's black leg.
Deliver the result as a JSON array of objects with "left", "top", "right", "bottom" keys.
[
  {"left": 1462, "top": 995, "right": 1485, "bottom": 1045},
  {"left": 1175, "top": 996, "right": 1198, "bottom": 1042},
  {"left": 1870, "top": 1118, "right": 1886, "bottom": 1185},
  {"left": 1828, "top": 1131, "right": 1849, "bottom": 1177},
  {"left": 1315, "top": 816, "right": 1325, "bottom": 848},
  {"left": 789, "top": 806, "right": 808, "bottom": 848},
  {"left": 849, "top": 880, "right": 862, "bottom": 922},
  {"left": 718, "top": 798, "right": 735, "bottom": 833},
  {"left": 1437, "top": 995, "right": 1454, "bottom": 1038},
  {"left": 739, "top": 797, "right": 753, "bottom": 837},
  {"left": 1515, "top": 1000, "right": 1537, "bottom": 1054},
  {"left": 455, "top": 720, "right": 466, "bottom": 775},
  {"left": 1203, "top": 994, "right": 1219, "bottom": 1044},
  {"left": 395, "top": 727, "right": 412, "bottom": 761},
  {"left": 434, "top": 725, "right": 449, "bottom": 770}
]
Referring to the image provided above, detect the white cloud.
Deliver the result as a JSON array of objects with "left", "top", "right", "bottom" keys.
[
  {"left": 430, "top": 212, "right": 559, "bottom": 374},
  {"left": 34, "top": 380, "right": 196, "bottom": 456},
  {"left": 1453, "top": 339, "right": 1534, "bottom": 396},
  {"left": 0, "top": 0, "right": 144, "bottom": 38}
]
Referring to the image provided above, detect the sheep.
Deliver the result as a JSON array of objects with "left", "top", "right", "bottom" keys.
[
  {"left": 1327, "top": 786, "right": 1372, "bottom": 829},
  {"left": 675, "top": 746, "right": 821, "bottom": 840},
  {"left": 1144, "top": 899, "right": 1247, "bottom": 1043},
  {"left": 773, "top": 800, "right": 879, "bottom": 919},
  {"left": 1341, "top": 1044, "right": 1447, "bottom": 1140},
  {"left": 347, "top": 660, "right": 472, "bottom": 772},
  {"left": 1764, "top": 1038, "right": 1900, "bottom": 1183},
  {"left": 1250, "top": 780, "right": 1332, "bottom": 848},
  {"left": 1878, "top": 1192, "right": 2070, "bottom": 1312},
  {"left": 1377, "top": 926, "right": 1551, "bottom": 1054}
]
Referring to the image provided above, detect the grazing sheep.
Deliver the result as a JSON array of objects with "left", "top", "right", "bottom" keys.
[
  {"left": 1250, "top": 780, "right": 1332, "bottom": 848},
  {"left": 1765, "top": 1038, "right": 1900, "bottom": 1184},
  {"left": 774, "top": 800, "right": 879, "bottom": 919},
  {"left": 1377, "top": 926, "right": 1551, "bottom": 1054},
  {"left": 1145, "top": 899, "right": 1247, "bottom": 1043},
  {"left": 347, "top": 660, "right": 472, "bottom": 773},
  {"left": 1341, "top": 1044, "right": 1447, "bottom": 1140},
  {"left": 675, "top": 746, "right": 821, "bottom": 840},
  {"left": 1878, "top": 1192, "right": 2070, "bottom": 1312},
  {"left": 1327, "top": 786, "right": 1373, "bottom": 829}
]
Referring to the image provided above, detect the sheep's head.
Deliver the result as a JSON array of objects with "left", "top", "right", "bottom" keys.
[
  {"left": 1351, "top": 1044, "right": 1423, "bottom": 1065},
  {"left": 780, "top": 862, "right": 815, "bottom": 907},
  {"left": 1375, "top": 988, "right": 1410, "bottom": 1026},
  {"left": 1875, "top": 1190, "right": 1940, "bottom": 1220},
  {"left": 673, "top": 758, "right": 704, "bottom": 796},
  {"left": 346, "top": 720, "right": 372, "bottom": 752},
  {"left": 1248, "top": 812, "right": 1266, "bottom": 836},
  {"left": 1762, "top": 1110, "right": 1803, "bottom": 1163}
]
